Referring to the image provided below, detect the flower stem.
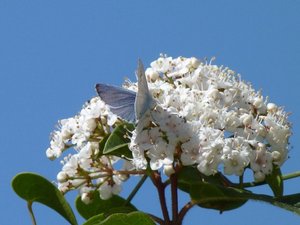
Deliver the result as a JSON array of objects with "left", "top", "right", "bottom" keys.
[
  {"left": 239, "top": 174, "right": 244, "bottom": 188},
  {"left": 178, "top": 201, "right": 195, "bottom": 224},
  {"left": 147, "top": 213, "right": 165, "bottom": 225},
  {"left": 125, "top": 174, "right": 148, "bottom": 205},
  {"left": 170, "top": 173, "right": 178, "bottom": 224},
  {"left": 27, "top": 201, "right": 37, "bottom": 225},
  {"left": 243, "top": 171, "right": 300, "bottom": 188},
  {"left": 151, "top": 171, "right": 171, "bottom": 224},
  {"left": 282, "top": 171, "right": 300, "bottom": 180}
]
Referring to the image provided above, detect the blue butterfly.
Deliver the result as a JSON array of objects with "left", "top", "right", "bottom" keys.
[{"left": 95, "top": 60, "right": 154, "bottom": 123}]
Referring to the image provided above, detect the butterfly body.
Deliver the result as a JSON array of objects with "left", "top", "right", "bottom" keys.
[
  {"left": 135, "top": 60, "right": 154, "bottom": 120},
  {"left": 96, "top": 60, "right": 154, "bottom": 123}
]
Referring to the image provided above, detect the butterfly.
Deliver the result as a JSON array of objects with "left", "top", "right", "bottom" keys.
[{"left": 95, "top": 60, "right": 154, "bottom": 123}]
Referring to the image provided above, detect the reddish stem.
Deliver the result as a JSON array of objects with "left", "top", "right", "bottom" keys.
[
  {"left": 170, "top": 173, "right": 178, "bottom": 224},
  {"left": 178, "top": 201, "right": 195, "bottom": 224},
  {"left": 151, "top": 171, "right": 171, "bottom": 224},
  {"left": 147, "top": 213, "right": 165, "bottom": 225}
]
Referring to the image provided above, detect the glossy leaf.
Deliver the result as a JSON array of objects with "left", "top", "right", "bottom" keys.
[
  {"left": 190, "top": 182, "right": 248, "bottom": 212},
  {"left": 277, "top": 193, "right": 300, "bottom": 208},
  {"left": 244, "top": 192, "right": 300, "bottom": 215},
  {"left": 98, "top": 134, "right": 110, "bottom": 156},
  {"left": 177, "top": 166, "right": 247, "bottom": 212},
  {"left": 177, "top": 166, "right": 203, "bottom": 192},
  {"left": 178, "top": 166, "right": 233, "bottom": 189},
  {"left": 190, "top": 181, "right": 300, "bottom": 215},
  {"left": 265, "top": 165, "right": 283, "bottom": 197},
  {"left": 12, "top": 173, "right": 78, "bottom": 225},
  {"left": 82, "top": 214, "right": 106, "bottom": 225},
  {"left": 103, "top": 123, "right": 134, "bottom": 158},
  {"left": 85, "top": 212, "right": 155, "bottom": 225},
  {"left": 179, "top": 167, "right": 300, "bottom": 214},
  {"left": 76, "top": 191, "right": 137, "bottom": 220}
]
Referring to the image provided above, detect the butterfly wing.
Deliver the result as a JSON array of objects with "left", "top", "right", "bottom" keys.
[
  {"left": 135, "top": 60, "right": 154, "bottom": 120},
  {"left": 95, "top": 83, "right": 136, "bottom": 122}
]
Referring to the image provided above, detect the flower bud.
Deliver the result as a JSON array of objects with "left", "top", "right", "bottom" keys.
[
  {"left": 145, "top": 68, "right": 160, "bottom": 81},
  {"left": 163, "top": 164, "right": 175, "bottom": 177},
  {"left": 272, "top": 151, "right": 281, "bottom": 162},
  {"left": 190, "top": 57, "right": 200, "bottom": 68},
  {"left": 254, "top": 171, "right": 265, "bottom": 182},
  {"left": 81, "top": 192, "right": 92, "bottom": 205},
  {"left": 57, "top": 171, "right": 68, "bottom": 182},
  {"left": 267, "top": 103, "right": 278, "bottom": 113},
  {"left": 253, "top": 97, "right": 263, "bottom": 108}
]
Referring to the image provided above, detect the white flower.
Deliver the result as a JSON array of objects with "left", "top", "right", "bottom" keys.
[
  {"left": 128, "top": 55, "right": 291, "bottom": 180},
  {"left": 222, "top": 138, "right": 251, "bottom": 176},
  {"left": 150, "top": 56, "right": 172, "bottom": 73},
  {"left": 250, "top": 143, "right": 273, "bottom": 176},
  {"left": 147, "top": 138, "right": 174, "bottom": 170},
  {"left": 98, "top": 176, "right": 122, "bottom": 200},
  {"left": 48, "top": 55, "right": 292, "bottom": 194},
  {"left": 181, "top": 135, "right": 201, "bottom": 166}
]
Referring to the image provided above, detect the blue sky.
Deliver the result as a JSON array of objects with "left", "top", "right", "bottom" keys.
[{"left": 1, "top": 1, "right": 300, "bottom": 225}]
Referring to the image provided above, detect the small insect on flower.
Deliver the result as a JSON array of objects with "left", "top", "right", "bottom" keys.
[
  {"left": 95, "top": 60, "right": 154, "bottom": 123},
  {"left": 47, "top": 55, "right": 292, "bottom": 200}
]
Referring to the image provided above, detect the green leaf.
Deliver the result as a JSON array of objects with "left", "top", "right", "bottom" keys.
[
  {"left": 178, "top": 166, "right": 247, "bottom": 212},
  {"left": 11, "top": 173, "right": 78, "bottom": 225},
  {"left": 244, "top": 192, "right": 300, "bottom": 215},
  {"left": 177, "top": 166, "right": 203, "bottom": 192},
  {"left": 190, "top": 181, "right": 300, "bottom": 215},
  {"left": 98, "top": 134, "right": 110, "bottom": 155},
  {"left": 76, "top": 191, "right": 137, "bottom": 220},
  {"left": 82, "top": 214, "right": 106, "bottom": 225},
  {"left": 103, "top": 123, "right": 135, "bottom": 158},
  {"left": 190, "top": 182, "right": 248, "bottom": 212},
  {"left": 277, "top": 193, "right": 300, "bottom": 208},
  {"left": 178, "top": 166, "right": 300, "bottom": 214},
  {"left": 86, "top": 212, "right": 155, "bottom": 225},
  {"left": 178, "top": 166, "right": 233, "bottom": 189},
  {"left": 265, "top": 165, "right": 283, "bottom": 197}
]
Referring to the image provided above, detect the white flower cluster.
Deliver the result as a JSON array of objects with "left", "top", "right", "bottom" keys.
[
  {"left": 46, "top": 97, "right": 125, "bottom": 202},
  {"left": 129, "top": 55, "right": 291, "bottom": 182},
  {"left": 47, "top": 55, "right": 291, "bottom": 203},
  {"left": 46, "top": 97, "right": 117, "bottom": 159}
]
